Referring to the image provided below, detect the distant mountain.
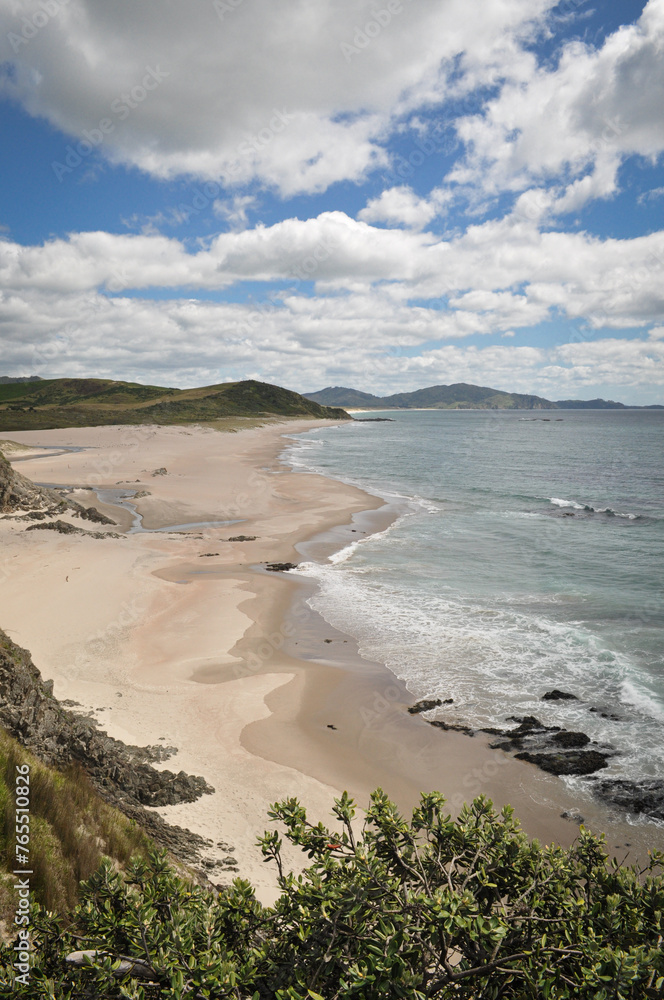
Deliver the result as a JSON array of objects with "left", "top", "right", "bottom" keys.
[
  {"left": 0, "top": 375, "right": 42, "bottom": 384},
  {"left": 304, "top": 384, "right": 659, "bottom": 410},
  {"left": 0, "top": 378, "right": 350, "bottom": 430},
  {"left": 305, "top": 383, "right": 556, "bottom": 410},
  {"left": 554, "top": 398, "right": 663, "bottom": 409}
]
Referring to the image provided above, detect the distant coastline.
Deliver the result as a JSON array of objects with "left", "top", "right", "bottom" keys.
[{"left": 305, "top": 382, "right": 663, "bottom": 411}]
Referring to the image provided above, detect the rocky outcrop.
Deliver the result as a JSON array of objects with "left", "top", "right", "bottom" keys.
[
  {"left": 25, "top": 520, "right": 121, "bottom": 539},
  {"left": 265, "top": 562, "right": 298, "bottom": 572},
  {"left": 542, "top": 689, "right": 579, "bottom": 701},
  {"left": 514, "top": 749, "right": 609, "bottom": 776},
  {"left": 0, "top": 449, "right": 117, "bottom": 528},
  {"left": 482, "top": 715, "right": 612, "bottom": 775},
  {"left": 408, "top": 698, "right": 442, "bottom": 715},
  {"left": 75, "top": 504, "right": 116, "bottom": 525},
  {"left": 0, "top": 450, "right": 65, "bottom": 514},
  {"left": 0, "top": 628, "right": 215, "bottom": 857}
]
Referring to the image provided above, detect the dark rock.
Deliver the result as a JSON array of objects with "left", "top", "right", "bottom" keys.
[
  {"left": 594, "top": 779, "right": 664, "bottom": 821},
  {"left": 408, "top": 698, "right": 443, "bottom": 715},
  {"left": 265, "top": 562, "right": 298, "bottom": 572},
  {"left": 72, "top": 504, "right": 116, "bottom": 525},
  {"left": 26, "top": 519, "right": 81, "bottom": 535},
  {"left": 551, "top": 730, "right": 590, "bottom": 748},
  {"left": 199, "top": 552, "right": 220, "bottom": 557},
  {"left": 227, "top": 535, "right": 257, "bottom": 541},
  {"left": 561, "top": 810, "right": 585, "bottom": 824},
  {"left": 589, "top": 707, "right": 623, "bottom": 721},
  {"left": 25, "top": 520, "right": 122, "bottom": 539},
  {"left": 542, "top": 689, "right": 579, "bottom": 701},
  {"left": 514, "top": 749, "right": 610, "bottom": 775},
  {"left": 507, "top": 715, "right": 544, "bottom": 729},
  {"left": 428, "top": 720, "right": 474, "bottom": 735}
]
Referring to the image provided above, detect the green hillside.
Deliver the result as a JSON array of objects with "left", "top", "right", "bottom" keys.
[{"left": 0, "top": 378, "right": 350, "bottom": 430}]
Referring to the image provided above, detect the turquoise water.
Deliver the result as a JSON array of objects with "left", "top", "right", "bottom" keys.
[{"left": 285, "top": 409, "right": 664, "bottom": 794}]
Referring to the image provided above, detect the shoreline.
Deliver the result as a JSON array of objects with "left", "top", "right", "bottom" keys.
[{"left": 0, "top": 420, "right": 661, "bottom": 901}]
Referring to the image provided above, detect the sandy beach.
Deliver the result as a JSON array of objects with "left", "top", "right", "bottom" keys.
[{"left": 0, "top": 419, "right": 660, "bottom": 901}]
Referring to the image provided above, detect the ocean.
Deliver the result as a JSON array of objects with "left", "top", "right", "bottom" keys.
[{"left": 285, "top": 409, "right": 664, "bottom": 806}]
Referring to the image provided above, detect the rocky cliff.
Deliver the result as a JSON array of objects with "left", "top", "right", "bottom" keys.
[{"left": 0, "top": 628, "right": 229, "bottom": 867}]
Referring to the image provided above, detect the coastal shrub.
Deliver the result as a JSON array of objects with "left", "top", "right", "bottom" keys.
[{"left": 1, "top": 790, "right": 663, "bottom": 998}]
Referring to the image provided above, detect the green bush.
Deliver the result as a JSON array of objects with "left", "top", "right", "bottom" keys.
[{"left": 1, "top": 790, "right": 662, "bottom": 998}]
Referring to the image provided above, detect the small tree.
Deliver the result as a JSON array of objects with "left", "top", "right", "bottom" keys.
[{"left": 1, "top": 790, "right": 663, "bottom": 998}]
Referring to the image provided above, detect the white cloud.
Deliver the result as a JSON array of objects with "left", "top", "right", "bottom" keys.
[
  {"left": 2, "top": 209, "right": 663, "bottom": 335},
  {"left": 0, "top": 0, "right": 556, "bottom": 194},
  {"left": 449, "top": 0, "right": 664, "bottom": 210},
  {"left": 358, "top": 186, "right": 450, "bottom": 229},
  {"left": 2, "top": 281, "right": 663, "bottom": 403}
]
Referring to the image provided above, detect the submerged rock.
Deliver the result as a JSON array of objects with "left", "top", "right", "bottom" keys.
[
  {"left": 594, "top": 779, "right": 664, "bottom": 821},
  {"left": 542, "top": 689, "right": 579, "bottom": 701}
]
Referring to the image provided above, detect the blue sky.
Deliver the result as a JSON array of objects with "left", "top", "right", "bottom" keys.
[{"left": 0, "top": 0, "right": 663, "bottom": 403}]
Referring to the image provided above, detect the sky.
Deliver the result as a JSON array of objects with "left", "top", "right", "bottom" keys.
[{"left": 0, "top": 0, "right": 663, "bottom": 403}]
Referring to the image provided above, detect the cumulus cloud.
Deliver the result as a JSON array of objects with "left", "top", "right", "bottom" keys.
[
  {"left": 2, "top": 210, "right": 663, "bottom": 333},
  {"left": 0, "top": 0, "right": 556, "bottom": 194},
  {"left": 358, "top": 186, "right": 451, "bottom": 229},
  {"left": 1, "top": 210, "right": 663, "bottom": 401},
  {"left": 449, "top": 0, "right": 664, "bottom": 209}
]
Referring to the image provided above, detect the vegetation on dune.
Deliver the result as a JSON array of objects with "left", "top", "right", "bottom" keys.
[
  {"left": 0, "top": 378, "right": 349, "bottom": 430},
  {"left": 2, "top": 790, "right": 662, "bottom": 998},
  {"left": 0, "top": 729, "right": 152, "bottom": 921}
]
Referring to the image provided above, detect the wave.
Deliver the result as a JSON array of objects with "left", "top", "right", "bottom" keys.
[
  {"left": 548, "top": 497, "right": 643, "bottom": 520},
  {"left": 621, "top": 680, "right": 664, "bottom": 723}
]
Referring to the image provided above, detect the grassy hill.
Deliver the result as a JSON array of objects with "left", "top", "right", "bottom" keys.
[
  {"left": 0, "top": 378, "right": 350, "bottom": 430},
  {"left": 0, "top": 727, "right": 152, "bottom": 919},
  {"left": 305, "top": 382, "right": 556, "bottom": 410}
]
